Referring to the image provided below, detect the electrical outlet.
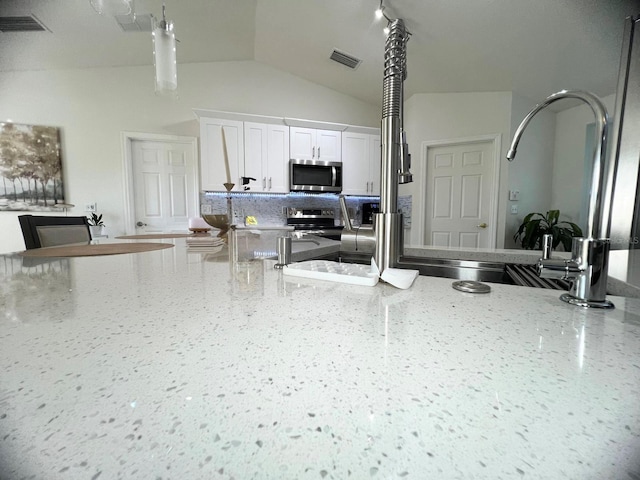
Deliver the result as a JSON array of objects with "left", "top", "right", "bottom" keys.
[
  {"left": 511, "top": 205, "right": 518, "bottom": 214},
  {"left": 201, "top": 204, "right": 212, "bottom": 214},
  {"left": 85, "top": 203, "right": 96, "bottom": 212}
]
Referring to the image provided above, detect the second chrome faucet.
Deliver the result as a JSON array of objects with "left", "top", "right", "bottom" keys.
[{"left": 507, "top": 89, "right": 616, "bottom": 308}]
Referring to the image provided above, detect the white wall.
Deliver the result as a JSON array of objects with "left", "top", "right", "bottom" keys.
[
  {"left": 0, "top": 60, "right": 379, "bottom": 253},
  {"left": 505, "top": 93, "right": 556, "bottom": 249},
  {"left": 402, "top": 92, "right": 514, "bottom": 248},
  {"left": 551, "top": 93, "right": 616, "bottom": 231}
]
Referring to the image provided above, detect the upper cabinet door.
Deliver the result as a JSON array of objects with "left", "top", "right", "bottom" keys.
[
  {"left": 341, "top": 132, "right": 369, "bottom": 195},
  {"left": 290, "top": 127, "right": 315, "bottom": 160},
  {"left": 289, "top": 127, "right": 342, "bottom": 162},
  {"left": 341, "top": 131, "right": 381, "bottom": 196},
  {"left": 316, "top": 129, "right": 341, "bottom": 162},
  {"left": 242, "top": 122, "right": 289, "bottom": 193},
  {"left": 244, "top": 122, "right": 268, "bottom": 191},
  {"left": 266, "top": 124, "right": 289, "bottom": 193},
  {"left": 200, "top": 118, "right": 244, "bottom": 191},
  {"left": 369, "top": 135, "right": 381, "bottom": 195}
]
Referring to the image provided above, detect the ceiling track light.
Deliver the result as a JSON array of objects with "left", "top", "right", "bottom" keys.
[
  {"left": 152, "top": 3, "right": 178, "bottom": 97},
  {"left": 375, "top": 0, "right": 412, "bottom": 38},
  {"left": 375, "top": 0, "right": 390, "bottom": 22}
]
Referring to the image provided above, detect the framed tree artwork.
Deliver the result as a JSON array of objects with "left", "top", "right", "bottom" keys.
[{"left": 0, "top": 123, "right": 67, "bottom": 211}]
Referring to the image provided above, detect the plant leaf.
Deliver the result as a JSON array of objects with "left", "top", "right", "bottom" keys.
[
  {"left": 560, "top": 233, "right": 573, "bottom": 252},
  {"left": 547, "top": 209, "right": 560, "bottom": 227},
  {"left": 550, "top": 225, "right": 561, "bottom": 249},
  {"left": 563, "top": 221, "right": 583, "bottom": 237},
  {"left": 523, "top": 218, "right": 542, "bottom": 249}
]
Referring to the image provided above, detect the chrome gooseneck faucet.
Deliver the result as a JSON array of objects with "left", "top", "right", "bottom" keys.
[
  {"left": 507, "top": 89, "right": 615, "bottom": 309},
  {"left": 375, "top": 18, "right": 413, "bottom": 274}
]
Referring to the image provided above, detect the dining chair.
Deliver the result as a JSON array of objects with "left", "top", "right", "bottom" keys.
[{"left": 18, "top": 215, "right": 92, "bottom": 250}]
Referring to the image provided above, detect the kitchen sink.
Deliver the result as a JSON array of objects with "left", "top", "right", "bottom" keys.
[
  {"left": 397, "top": 256, "right": 514, "bottom": 284},
  {"left": 319, "top": 252, "right": 513, "bottom": 284},
  {"left": 313, "top": 252, "right": 570, "bottom": 289}
]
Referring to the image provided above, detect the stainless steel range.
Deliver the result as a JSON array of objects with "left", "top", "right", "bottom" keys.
[{"left": 285, "top": 207, "right": 343, "bottom": 240}]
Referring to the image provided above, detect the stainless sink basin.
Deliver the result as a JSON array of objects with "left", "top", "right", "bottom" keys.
[
  {"left": 397, "top": 256, "right": 514, "bottom": 284},
  {"left": 316, "top": 252, "right": 514, "bottom": 285},
  {"left": 314, "top": 252, "right": 570, "bottom": 289}
]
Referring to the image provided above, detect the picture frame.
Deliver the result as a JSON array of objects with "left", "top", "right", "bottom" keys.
[{"left": 0, "top": 122, "right": 67, "bottom": 211}]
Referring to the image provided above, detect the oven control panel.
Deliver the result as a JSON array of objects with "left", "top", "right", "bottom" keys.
[{"left": 286, "top": 208, "right": 335, "bottom": 219}]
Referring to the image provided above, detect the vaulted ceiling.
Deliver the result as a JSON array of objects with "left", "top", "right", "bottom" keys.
[{"left": 1, "top": 0, "right": 638, "bottom": 108}]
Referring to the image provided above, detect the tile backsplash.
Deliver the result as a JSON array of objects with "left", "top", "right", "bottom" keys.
[{"left": 200, "top": 192, "right": 412, "bottom": 229}]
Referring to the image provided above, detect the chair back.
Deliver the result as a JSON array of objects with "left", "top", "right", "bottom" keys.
[{"left": 18, "top": 215, "right": 91, "bottom": 250}]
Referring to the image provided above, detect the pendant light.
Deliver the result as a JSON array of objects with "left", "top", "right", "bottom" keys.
[{"left": 152, "top": 3, "right": 177, "bottom": 96}]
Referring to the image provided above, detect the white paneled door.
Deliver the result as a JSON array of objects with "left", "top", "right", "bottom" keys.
[
  {"left": 424, "top": 140, "right": 496, "bottom": 248},
  {"left": 132, "top": 140, "right": 198, "bottom": 233}
]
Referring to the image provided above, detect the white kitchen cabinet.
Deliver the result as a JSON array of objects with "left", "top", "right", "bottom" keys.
[
  {"left": 199, "top": 118, "right": 244, "bottom": 191},
  {"left": 243, "top": 122, "right": 289, "bottom": 193},
  {"left": 342, "top": 132, "right": 381, "bottom": 195},
  {"left": 290, "top": 127, "right": 341, "bottom": 162}
]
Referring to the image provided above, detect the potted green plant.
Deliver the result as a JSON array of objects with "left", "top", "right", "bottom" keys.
[
  {"left": 514, "top": 209, "right": 583, "bottom": 251},
  {"left": 87, "top": 212, "right": 105, "bottom": 238}
]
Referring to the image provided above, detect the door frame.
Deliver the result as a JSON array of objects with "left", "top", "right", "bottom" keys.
[
  {"left": 121, "top": 132, "right": 199, "bottom": 235},
  {"left": 419, "top": 134, "right": 502, "bottom": 249}
]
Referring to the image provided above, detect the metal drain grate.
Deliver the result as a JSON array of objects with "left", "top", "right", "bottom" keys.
[{"left": 505, "top": 264, "right": 570, "bottom": 290}]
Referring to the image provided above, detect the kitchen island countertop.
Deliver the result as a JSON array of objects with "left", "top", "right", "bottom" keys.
[{"left": 0, "top": 237, "right": 639, "bottom": 479}]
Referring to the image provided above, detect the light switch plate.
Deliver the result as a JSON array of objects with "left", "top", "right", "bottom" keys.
[{"left": 509, "top": 190, "right": 520, "bottom": 201}]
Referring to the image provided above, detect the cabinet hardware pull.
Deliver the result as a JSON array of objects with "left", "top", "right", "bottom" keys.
[
  {"left": 317, "top": 147, "right": 321, "bottom": 158},
  {"left": 269, "top": 177, "right": 272, "bottom": 190},
  {"left": 312, "top": 146, "right": 315, "bottom": 158},
  {"left": 263, "top": 177, "right": 266, "bottom": 189}
]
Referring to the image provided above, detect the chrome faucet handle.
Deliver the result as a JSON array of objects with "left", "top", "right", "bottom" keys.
[
  {"left": 274, "top": 236, "right": 292, "bottom": 269},
  {"left": 542, "top": 233, "right": 553, "bottom": 260}
]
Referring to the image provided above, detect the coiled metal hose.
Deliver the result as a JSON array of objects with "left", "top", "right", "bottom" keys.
[{"left": 382, "top": 19, "right": 407, "bottom": 119}]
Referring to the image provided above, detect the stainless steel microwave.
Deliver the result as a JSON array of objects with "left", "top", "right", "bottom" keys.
[{"left": 289, "top": 159, "right": 342, "bottom": 193}]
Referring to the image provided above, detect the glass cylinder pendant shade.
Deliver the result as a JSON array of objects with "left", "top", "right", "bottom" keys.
[{"left": 153, "top": 20, "right": 177, "bottom": 96}]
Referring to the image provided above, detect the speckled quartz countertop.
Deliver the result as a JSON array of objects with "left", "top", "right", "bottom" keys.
[{"left": 1, "top": 238, "right": 640, "bottom": 479}]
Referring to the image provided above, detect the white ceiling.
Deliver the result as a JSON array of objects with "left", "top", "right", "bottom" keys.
[{"left": 1, "top": 0, "right": 638, "bottom": 109}]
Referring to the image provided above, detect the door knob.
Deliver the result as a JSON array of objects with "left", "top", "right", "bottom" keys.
[
  {"left": 136, "top": 221, "right": 147, "bottom": 227},
  {"left": 477, "top": 222, "right": 487, "bottom": 228}
]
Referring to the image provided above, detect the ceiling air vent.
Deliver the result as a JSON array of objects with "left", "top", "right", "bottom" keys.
[
  {"left": 0, "top": 15, "right": 48, "bottom": 33},
  {"left": 115, "top": 12, "right": 153, "bottom": 32},
  {"left": 330, "top": 49, "right": 361, "bottom": 69}
]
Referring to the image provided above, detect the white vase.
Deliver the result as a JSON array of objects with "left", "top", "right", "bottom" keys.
[{"left": 89, "top": 225, "right": 103, "bottom": 238}]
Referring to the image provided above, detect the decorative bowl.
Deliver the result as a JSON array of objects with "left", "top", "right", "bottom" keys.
[{"left": 201, "top": 214, "right": 230, "bottom": 238}]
